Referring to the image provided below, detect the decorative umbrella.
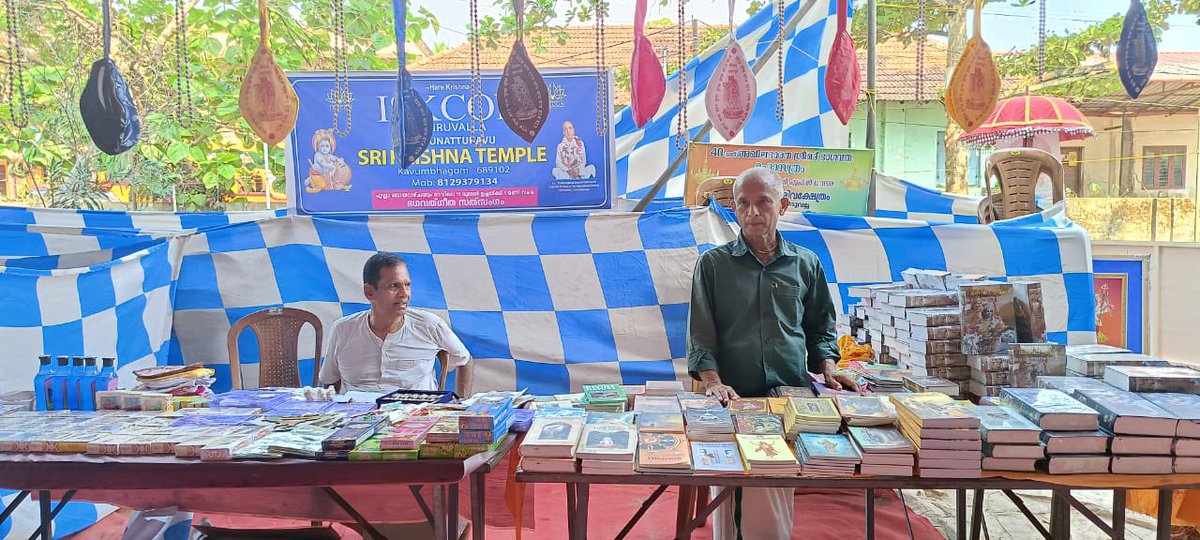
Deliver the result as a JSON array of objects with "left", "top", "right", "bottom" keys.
[{"left": 959, "top": 94, "right": 1094, "bottom": 146}]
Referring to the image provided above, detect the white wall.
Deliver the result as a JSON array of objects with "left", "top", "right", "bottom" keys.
[
  {"left": 1093, "top": 241, "right": 1200, "bottom": 365},
  {"left": 1068, "top": 111, "right": 1200, "bottom": 198}
]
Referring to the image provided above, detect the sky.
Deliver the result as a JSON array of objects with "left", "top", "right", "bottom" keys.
[{"left": 413, "top": 0, "right": 1200, "bottom": 54}]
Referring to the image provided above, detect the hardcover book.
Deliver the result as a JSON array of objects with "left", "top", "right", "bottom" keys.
[
  {"left": 1104, "top": 365, "right": 1200, "bottom": 394},
  {"left": 912, "top": 325, "right": 963, "bottom": 341},
  {"left": 1072, "top": 387, "right": 1178, "bottom": 436},
  {"left": 582, "top": 383, "right": 627, "bottom": 405},
  {"left": 1042, "top": 455, "right": 1110, "bottom": 474},
  {"left": 1141, "top": 393, "right": 1200, "bottom": 438},
  {"left": 957, "top": 282, "right": 1018, "bottom": 355},
  {"left": 906, "top": 307, "right": 962, "bottom": 327},
  {"left": 1066, "top": 353, "right": 1169, "bottom": 378},
  {"left": 966, "top": 405, "right": 1042, "bottom": 444},
  {"left": 1040, "top": 430, "right": 1111, "bottom": 454},
  {"left": 969, "top": 354, "right": 1010, "bottom": 373},
  {"left": 691, "top": 441, "right": 746, "bottom": 473},
  {"left": 1036, "top": 376, "right": 1116, "bottom": 395},
  {"left": 1010, "top": 281, "right": 1047, "bottom": 343},
  {"left": 576, "top": 424, "right": 637, "bottom": 460},
  {"left": 999, "top": 388, "right": 1100, "bottom": 431},
  {"left": 733, "top": 413, "right": 785, "bottom": 435},
  {"left": 890, "top": 393, "right": 980, "bottom": 429},
  {"left": 585, "top": 412, "right": 638, "bottom": 426},
  {"left": 520, "top": 417, "right": 584, "bottom": 458},
  {"left": 1008, "top": 343, "right": 1066, "bottom": 386}
]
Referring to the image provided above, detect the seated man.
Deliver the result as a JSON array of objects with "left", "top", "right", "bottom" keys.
[{"left": 320, "top": 253, "right": 473, "bottom": 395}]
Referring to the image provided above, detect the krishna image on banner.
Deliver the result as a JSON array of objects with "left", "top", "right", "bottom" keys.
[
  {"left": 305, "top": 129, "right": 352, "bottom": 193},
  {"left": 1094, "top": 273, "right": 1128, "bottom": 348}
]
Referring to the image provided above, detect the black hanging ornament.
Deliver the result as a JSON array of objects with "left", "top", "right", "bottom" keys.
[
  {"left": 497, "top": 0, "right": 549, "bottom": 143},
  {"left": 80, "top": 0, "right": 140, "bottom": 155},
  {"left": 1117, "top": 0, "right": 1157, "bottom": 99},
  {"left": 390, "top": 0, "right": 432, "bottom": 168}
]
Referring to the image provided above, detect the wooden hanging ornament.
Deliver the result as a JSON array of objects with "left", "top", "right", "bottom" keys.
[
  {"left": 824, "top": 0, "right": 860, "bottom": 125},
  {"left": 390, "top": 0, "right": 432, "bottom": 168},
  {"left": 630, "top": 0, "right": 665, "bottom": 128},
  {"left": 944, "top": 0, "right": 1000, "bottom": 134},
  {"left": 238, "top": 0, "right": 299, "bottom": 146},
  {"left": 1117, "top": 0, "right": 1157, "bottom": 99},
  {"left": 497, "top": 0, "right": 549, "bottom": 143},
  {"left": 79, "top": 0, "right": 141, "bottom": 155},
  {"left": 706, "top": 0, "right": 756, "bottom": 141}
]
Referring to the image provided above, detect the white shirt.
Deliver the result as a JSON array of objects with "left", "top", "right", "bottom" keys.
[{"left": 318, "top": 309, "right": 471, "bottom": 393}]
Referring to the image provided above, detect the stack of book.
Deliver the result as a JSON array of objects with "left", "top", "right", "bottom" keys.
[
  {"left": 634, "top": 395, "right": 683, "bottom": 414},
  {"left": 520, "top": 417, "right": 584, "bottom": 473},
  {"left": 1010, "top": 281, "right": 1048, "bottom": 343},
  {"left": 684, "top": 407, "right": 735, "bottom": 442},
  {"left": 856, "top": 366, "right": 909, "bottom": 394},
  {"left": 848, "top": 426, "right": 915, "bottom": 476},
  {"left": 1141, "top": 393, "right": 1200, "bottom": 472},
  {"left": 691, "top": 440, "right": 746, "bottom": 474},
  {"left": 1036, "top": 375, "right": 1116, "bottom": 396},
  {"left": 770, "top": 386, "right": 818, "bottom": 398},
  {"left": 795, "top": 433, "right": 861, "bottom": 477},
  {"left": 1066, "top": 352, "right": 1168, "bottom": 379},
  {"left": 734, "top": 413, "right": 786, "bottom": 436},
  {"left": 891, "top": 393, "right": 982, "bottom": 478},
  {"left": 846, "top": 283, "right": 910, "bottom": 364},
  {"left": 638, "top": 410, "right": 685, "bottom": 433},
  {"left": 903, "top": 375, "right": 960, "bottom": 397},
  {"left": 581, "top": 384, "right": 628, "bottom": 413},
  {"left": 957, "top": 282, "right": 1018, "bottom": 357},
  {"left": 678, "top": 396, "right": 722, "bottom": 410},
  {"left": 967, "top": 354, "right": 1009, "bottom": 398},
  {"left": 1007, "top": 343, "right": 1067, "bottom": 387},
  {"left": 834, "top": 395, "right": 897, "bottom": 427},
  {"left": 636, "top": 432, "right": 693, "bottom": 473},
  {"left": 644, "top": 380, "right": 685, "bottom": 396},
  {"left": 577, "top": 415, "right": 638, "bottom": 475},
  {"left": 1073, "top": 386, "right": 1178, "bottom": 474},
  {"left": 379, "top": 417, "right": 440, "bottom": 450},
  {"left": 727, "top": 398, "right": 771, "bottom": 414},
  {"left": 736, "top": 433, "right": 799, "bottom": 475},
  {"left": 968, "top": 405, "right": 1043, "bottom": 471},
  {"left": 1105, "top": 365, "right": 1200, "bottom": 394},
  {"left": 998, "top": 388, "right": 1107, "bottom": 474},
  {"left": 459, "top": 395, "right": 515, "bottom": 445},
  {"left": 786, "top": 397, "right": 842, "bottom": 436}
]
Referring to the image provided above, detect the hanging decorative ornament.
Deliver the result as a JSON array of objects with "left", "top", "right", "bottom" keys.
[
  {"left": 629, "top": 0, "right": 664, "bottom": 128},
  {"left": 1117, "top": 0, "right": 1157, "bottom": 99},
  {"left": 594, "top": 0, "right": 609, "bottom": 135},
  {"left": 390, "top": 0, "right": 433, "bottom": 168},
  {"left": 824, "top": 0, "right": 860, "bottom": 125},
  {"left": 327, "top": 0, "right": 352, "bottom": 136},
  {"left": 172, "top": 0, "right": 195, "bottom": 126},
  {"left": 497, "top": 0, "right": 549, "bottom": 143},
  {"left": 915, "top": 0, "right": 926, "bottom": 102},
  {"left": 79, "top": 0, "right": 140, "bottom": 155},
  {"left": 674, "top": 0, "right": 688, "bottom": 150},
  {"left": 775, "top": 0, "right": 785, "bottom": 122},
  {"left": 468, "top": 0, "right": 485, "bottom": 144},
  {"left": 944, "top": 0, "right": 1000, "bottom": 134},
  {"left": 4, "top": 0, "right": 30, "bottom": 128},
  {"left": 239, "top": 0, "right": 299, "bottom": 146},
  {"left": 706, "top": 0, "right": 755, "bottom": 141}
]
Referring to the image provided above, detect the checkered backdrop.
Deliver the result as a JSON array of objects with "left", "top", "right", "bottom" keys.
[
  {"left": 615, "top": 0, "right": 851, "bottom": 201},
  {"left": 873, "top": 173, "right": 984, "bottom": 224}
]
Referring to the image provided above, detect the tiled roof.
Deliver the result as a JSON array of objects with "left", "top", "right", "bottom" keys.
[{"left": 857, "top": 38, "right": 948, "bottom": 101}]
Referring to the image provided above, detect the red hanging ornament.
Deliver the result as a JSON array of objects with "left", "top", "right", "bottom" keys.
[{"left": 824, "top": 0, "right": 860, "bottom": 125}]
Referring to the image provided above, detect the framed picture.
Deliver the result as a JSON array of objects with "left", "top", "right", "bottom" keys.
[{"left": 1092, "top": 257, "right": 1148, "bottom": 352}]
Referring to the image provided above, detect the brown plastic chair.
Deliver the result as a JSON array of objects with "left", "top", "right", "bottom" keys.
[
  {"left": 982, "top": 148, "right": 1065, "bottom": 222},
  {"left": 227, "top": 307, "right": 323, "bottom": 390},
  {"left": 977, "top": 193, "right": 1004, "bottom": 224}
]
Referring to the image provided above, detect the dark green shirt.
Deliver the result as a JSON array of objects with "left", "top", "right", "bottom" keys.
[{"left": 686, "top": 232, "right": 840, "bottom": 398}]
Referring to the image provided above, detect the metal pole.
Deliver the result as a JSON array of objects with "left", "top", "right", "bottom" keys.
[
  {"left": 632, "top": 0, "right": 817, "bottom": 212},
  {"left": 263, "top": 142, "right": 272, "bottom": 210},
  {"left": 865, "top": 0, "right": 877, "bottom": 149}
]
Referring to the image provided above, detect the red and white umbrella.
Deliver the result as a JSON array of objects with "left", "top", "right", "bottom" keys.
[{"left": 959, "top": 94, "right": 1095, "bottom": 146}]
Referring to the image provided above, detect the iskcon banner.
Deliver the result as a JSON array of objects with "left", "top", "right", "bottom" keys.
[{"left": 286, "top": 68, "right": 614, "bottom": 215}]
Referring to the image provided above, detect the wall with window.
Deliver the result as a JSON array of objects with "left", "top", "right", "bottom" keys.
[
  {"left": 1067, "top": 112, "right": 1199, "bottom": 198},
  {"left": 849, "top": 102, "right": 987, "bottom": 193}
]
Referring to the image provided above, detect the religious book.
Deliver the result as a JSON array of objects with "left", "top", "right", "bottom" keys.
[
  {"left": 982, "top": 443, "right": 1045, "bottom": 459},
  {"left": 581, "top": 384, "right": 627, "bottom": 406},
  {"left": 585, "top": 412, "right": 638, "bottom": 426},
  {"left": 633, "top": 396, "right": 683, "bottom": 413},
  {"left": 1042, "top": 455, "right": 1110, "bottom": 474},
  {"left": 969, "top": 354, "right": 1009, "bottom": 373},
  {"left": 890, "top": 393, "right": 980, "bottom": 429},
  {"left": 1065, "top": 344, "right": 1131, "bottom": 356},
  {"left": 906, "top": 307, "right": 962, "bottom": 328},
  {"left": 1036, "top": 376, "right": 1116, "bottom": 395},
  {"left": 887, "top": 290, "right": 958, "bottom": 308},
  {"left": 637, "top": 412, "right": 685, "bottom": 433},
  {"left": 727, "top": 398, "right": 770, "bottom": 414},
  {"left": 636, "top": 433, "right": 693, "bottom": 472},
  {"left": 644, "top": 380, "right": 685, "bottom": 396},
  {"left": 576, "top": 424, "right": 637, "bottom": 461},
  {"left": 796, "top": 433, "right": 861, "bottom": 461},
  {"left": 1105, "top": 365, "right": 1200, "bottom": 394},
  {"left": 1010, "top": 281, "right": 1047, "bottom": 343},
  {"left": 737, "top": 434, "right": 799, "bottom": 474},
  {"left": 733, "top": 413, "right": 785, "bottom": 436},
  {"left": 770, "top": 386, "right": 817, "bottom": 398},
  {"left": 1111, "top": 456, "right": 1174, "bottom": 474},
  {"left": 966, "top": 405, "right": 1042, "bottom": 444},
  {"left": 902, "top": 376, "right": 960, "bottom": 395},
  {"left": 683, "top": 408, "right": 735, "bottom": 441},
  {"left": 520, "top": 417, "right": 584, "bottom": 458},
  {"left": 848, "top": 426, "right": 915, "bottom": 454},
  {"left": 788, "top": 397, "right": 843, "bottom": 434},
  {"left": 678, "top": 396, "right": 723, "bottom": 410},
  {"left": 834, "top": 395, "right": 896, "bottom": 427},
  {"left": 1008, "top": 343, "right": 1066, "bottom": 386},
  {"left": 907, "top": 353, "right": 969, "bottom": 368},
  {"left": 982, "top": 457, "right": 1038, "bottom": 471},
  {"left": 1066, "top": 353, "right": 1169, "bottom": 378},
  {"left": 1071, "top": 387, "right": 1178, "bottom": 436},
  {"left": 1141, "top": 393, "right": 1200, "bottom": 438},
  {"left": 1176, "top": 457, "right": 1200, "bottom": 473},
  {"left": 1109, "top": 434, "right": 1174, "bottom": 455},
  {"left": 998, "top": 388, "right": 1099, "bottom": 431},
  {"left": 1176, "top": 439, "right": 1200, "bottom": 457},
  {"left": 691, "top": 441, "right": 746, "bottom": 474},
  {"left": 1040, "top": 430, "right": 1110, "bottom": 454},
  {"left": 957, "top": 282, "right": 1018, "bottom": 355}
]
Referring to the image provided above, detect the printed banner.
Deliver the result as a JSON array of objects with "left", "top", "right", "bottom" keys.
[
  {"left": 684, "top": 142, "right": 873, "bottom": 216},
  {"left": 1093, "top": 257, "right": 1147, "bottom": 352},
  {"left": 286, "top": 69, "right": 614, "bottom": 214}
]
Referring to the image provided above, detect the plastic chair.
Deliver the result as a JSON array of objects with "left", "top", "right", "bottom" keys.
[
  {"left": 227, "top": 307, "right": 323, "bottom": 390},
  {"left": 982, "top": 148, "right": 1065, "bottom": 222}
]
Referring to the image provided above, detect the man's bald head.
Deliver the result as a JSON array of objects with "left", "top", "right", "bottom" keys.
[
  {"left": 733, "top": 167, "right": 785, "bottom": 200},
  {"left": 731, "top": 167, "right": 789, "bottom": 239}
]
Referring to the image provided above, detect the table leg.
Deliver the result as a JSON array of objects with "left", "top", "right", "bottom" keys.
[
  {"left": 411, "top": 485, "right": 436, "bottom": 527},
  {"left": 322, "top": 487, "right": 386, "bottom": 540},
  {"left": 1113, "top": 489, "right": 1126, "bottom": 540},
  {"left": 433, "top": 485, "right": 447, "bottom": 540},
  {"left": 1000, "top": 490, "right": 1052, "bottom": 540},
  {"left": 1050, "top": 489, "right": 1072, "bottom": 540},
  {"left": 675, "top": 486, "right": 695, "bottom": 538},
  {"left": 471, "top": 473, "right": 486, "bottom": 540},
  {"left": 616, "top": 485, "right": 669, "bottom": 540},
  {"left": 970, "top": 489, "right": 984, "bottom": 540},
  {"left": 865, "top": 488, "right": 875, "bottom": 540},
  {"left": 38, "top": 490, "right": 51, "bottom": 540},
  {"left": 1157, "top": 489, "right": 1173, "bottom": 540},
  {"left": 448, "top": 483, "right": 460, "bottom": 540},
  {"left": 0, "top": 490, "right": 28, "bottom": 527},
  {"left": 676, "top": 487, "right": 735, "bottom": 540},
  {"left": 956, "top": 489, "right": 966, "bottom": 540},
  {"left": 577, "top": 483, "right": 590, "bottom": 540},
  {"left": 566, "top": 483, "right": 578, "bottom": 540}
]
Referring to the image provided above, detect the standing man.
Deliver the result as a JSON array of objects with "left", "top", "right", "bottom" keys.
[
  {"left": 320, "top": 253, "right": 473, "bottom": 396},
  {"left": 687, "top": 167, "right": 858, "bottom": 539}
]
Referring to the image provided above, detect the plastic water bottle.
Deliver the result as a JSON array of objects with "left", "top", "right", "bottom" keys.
[
  {"left": 98, "top": 357, "right": 119, "bottom": 393},
  {"left": 33, "top": 355, "right": 54, "bottom": 411},
  {"left": 50, "top": 356, "right": 70, "bottom": 410},
  {"left": 66, "top": 357, "right": 85, "bottom": 410},
  {"left": 79, "top": 357, "right": 101, "bottom": 411}
]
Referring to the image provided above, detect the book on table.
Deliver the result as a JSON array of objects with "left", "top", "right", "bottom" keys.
[
  {"left": 982, "top": 457, "right": 1038, "bottom": 471},
  {"left": 727, "top": 398, "right": 771, "bottom": 414},
  {"left": 787, "top": 397, "right": 842, "bottom": 434},
  {"left": 1042, "top": 455, "right": 1109, "bottom": 475},
  {"left": 733, "top": 413, "right": 785, "bottom": 436},
  {"left": 1105, "top": 365, "right": 1200, "bottom": 394},
  {"left": 982, "top": 442, "right": 1045, "bottom": 459},
  {"left": 1040, "top": 430, "right": 1110, "bottom": 454},
  {"left": 890, "top": 393, "right": 980, "bottom": 429},
  {"left": 796, "top": 433, "right": 860, "bottom": 477},
  {"left": 576, "top": 424, "right": 636, "bottom": 461},
  {"left": 738, "top": 434, "right": 799, "bottom": 475},
  {"left": 644, "top": 380, "right": 685, "bottom": 396},
  {"left": 1071, "top": 387, "right": 1178, "bottom": 436},
  {"left": 1110, "top": 456, "right": 1175, "bottom": 474},
  {"left": 1141, "top": 393, "right": 1200, "bottom": 438},
  {"left": 520, "top": 417, "right": 584, "bottom": 458},
  {"left": 684, "top": 408, "right": 735, "bottom": 441},
  {"left": 636, "top": 432, "right": 693, "bottom": 473},
  {"left": 691, "top": 441, "right": 746, "bottom": 474},
  {"left": 521, "top": 457, "right": 579, "bottom": 473},
  {"left": 633, "top": 396, "right": 683, "bottom": 413},
  {"left": 1035, "top": 376, "right": 1117, "bottom": 395},
  {"left": 1066, "top": 353, "right": 1169, "bottom": 378},
  {"left": 637, "top": 412, "right": 685, "bottom": 433},
  {"left": 998, "top": 388, "right": 1100, "bottom": 431},
  {"left": 584, "top": 411, "right": 637, "bottom": 426},
  {"left": 678, "top": 396, "right": 723, "bottom": 410},
  {"left": 834, "top": 395, "right": 897, "bottom": 427},
  {"left": 964, "top": 405, "right": 1041, "bottom": 444},
  {"left": 1109, "top": 433, "right": 1174, "bottom": 455}
]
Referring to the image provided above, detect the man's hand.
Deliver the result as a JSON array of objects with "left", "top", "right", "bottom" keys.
[
  {"left": 821, "top": 359, "right": 861, "bottom": 393},
  {"left": 698, "top": 370, "right": 739, "bottom": 404}
]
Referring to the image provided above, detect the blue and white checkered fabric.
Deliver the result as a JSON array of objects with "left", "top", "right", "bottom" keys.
[
  {"left": 169, "top": 209, "right": 736, "bottom": 393},
  {"left": 0, "top": 490, "right": 115, "bottom": 540},
  {"left": 777, "top": 201, "right": 1097, "bottom": 345},
  {"left": 615, "top": 0, "right": 850, "bottom": 201},
  {"left": 873, "top": 174, "right": 983, "bottom": 224}
]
